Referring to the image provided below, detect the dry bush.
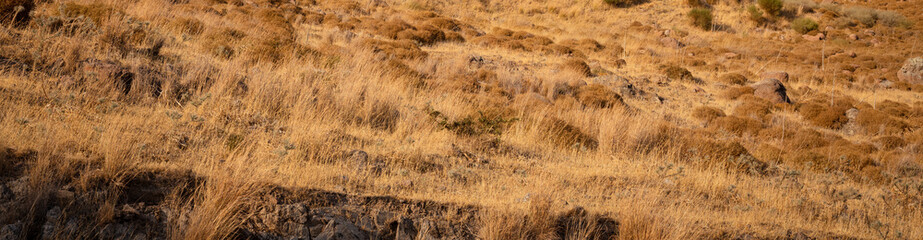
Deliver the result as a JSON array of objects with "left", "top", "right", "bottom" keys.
[
  {"left": 170, "top": 178, "right": 262, "bottom": 240},
  {"left": 617, "top": 208, "right": 672, "bottom": 240},
  {"left": 479, "top": 196, "right": 557, "bottom": 240},
  {"left": 541, "top": 118, "right": 598, "bottom": 150},
  {"left": 718, "top": 73, "right": 747, "bottom": 85},
  {"left": 856, "top": 108, "right": 910, "bottom": 135},
  {"left": 55, "top": 2, "right": 119, "bottom": 24},
  {"left": 709, "top": 116, "right": 763, "bottom": 136},
  {"left": 691, "top": 106, "right": 725, "bottom": 122},
  {"left": 797, "top": 102, "right": 851, "bottom": 129},
  {"left": 732, "top": 95, "right": 773, "bottom": 120},
  {"left": 356, "top": 38, "right": 428, "bottom": 59},
  {"left": 200, "top": 27, "right": 246, "bottom": 58},
  {"left": 562, "top": 59, "right": 593, "bottom": 77},
  {"left": 877, "top": 100, "right": 912, "bottom": 118},
  {"left": 166, "top": 17, "right": 205, "bottom": 36},
  {"left": 660, "top": 65, "right": 693, "bottom": 82},
  {"left": 785, "top": 128, "right": 828, "bottom": 149},
  {"left": 361, "top": 101, "right": 401, "bottom": 131},
  {"left": 751, "top": 143, "right": 783, "bottom": 163},
  {"left": 874, "top": 136, "right": 905, "bottom": 150},
  {"left": 575, "top": 84, "right": 626, "bottom": 109}
]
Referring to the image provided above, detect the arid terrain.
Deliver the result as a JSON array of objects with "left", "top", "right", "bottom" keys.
[{"left": 1, "top": 0, "right": 922, "bottom": 239}]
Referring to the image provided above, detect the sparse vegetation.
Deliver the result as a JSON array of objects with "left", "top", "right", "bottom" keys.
[
  {"left": 791, "top": 17, "right": 818, "bottom": 34},
  {"left": 688, "top": 8, "right": 714, "bottom": 31},
  {"left": 0, "top": 0, "right": 921, "bottom": 238},
  {"left": 747, "top": 5, "right": 764, "bottom": 24},
  {"left": 758, "top": 0, "right": 783, "bottom": 17}
]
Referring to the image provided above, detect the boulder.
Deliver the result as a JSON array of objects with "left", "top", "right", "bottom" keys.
[
  {"left": 751, "top": 79, "right": 791, "bottom": 104},
  {"left": 898, "top": 57, "right": 923, "bottom": 85},
  {"left": 760, "top": 71, "right": 789, "bottom": 82}
]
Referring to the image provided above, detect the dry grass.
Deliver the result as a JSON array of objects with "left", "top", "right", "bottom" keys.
[{"left": 1, "top": 0, "right": 922, "bottom": 238}]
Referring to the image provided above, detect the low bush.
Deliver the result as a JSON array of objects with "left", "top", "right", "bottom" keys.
[
  {"left": 660, "top": 65, "right": 693, "bottom": 81},
  {"left": 542, "top": 118, "right": 598, "bottom": 150},
  {"left": 562, "top": 59, "right": 593, "bottom": 77},
  {"left": 688, "top": 8, "right": 713, "bottom": 31},
  {"left": 575, "top": 84, "right": 626, "bottom": 109},
  {"left": 692, "top": 106, "right": 725, "bottom": 122},
  {"left": 791, "top": 18, "right": 818, "bottom": 34},
  {"left": 758, "top": 0, "right": 783, "bottom": 17},
  {"left": 718, "top": 73, "right": 748, "bottom": 85},
  {"left": 747, "top": 5, "right": 764, "bottom": 24}
]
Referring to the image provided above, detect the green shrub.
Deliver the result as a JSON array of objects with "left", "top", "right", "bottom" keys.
[
  {"left": 688, "top": 8, "right": 713, "bottom": 31},
  {"left": 747, "top": 5, "right": 764, "bottom": 24},
  {"left": 758, "top": 0, "right": 783, "bottom": 17},
  {"left": 791, "top": 17, "right": 818, "bottom": 34}
]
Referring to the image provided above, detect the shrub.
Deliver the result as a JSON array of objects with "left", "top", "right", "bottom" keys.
[
  {"left": 758, "top": 0, "right": 783, "bottom": 17},
  {"left": 876, "top": 10, "right": 912, "bottom": 28},
  {"left": 542, "top": 118, "right": 598, "bottom": 150},
  {"left": 688, "top": 8, "right": 713, "bottom": 31},
  {"left": 562, "top": 59, "right": 593, "bottom": 77},
  {"left": 732, "top": 95, "right": 773, "bottom": 120},
  {"left": 791, "top": 18, "right": 818, "bottom": 34},
  {"left": 722, "top": 86, "right": 754, "bottom": 100},
  {"left": 575, "top": 84, "right": 626, "bottom": 109},
  {"left": 660, "top": 65, "right": 693, "bottom": 81},
  {"left": 691, "top": 106, "right": 725, "bottom": 122},
  {"left": 710, "top": 116, "right": 763, "bottom": 136},
  {"left": 747, "top": 5, "right": 764, "bottom": 24},
  {"left": 798, "top": 103, "right": 850, "bottom": 129},
  {"left": 718, "top": 73, "right": 748, "bottom": 85},
  {"left": 856, "top": 109, "right": 909, "bottom": 135}
]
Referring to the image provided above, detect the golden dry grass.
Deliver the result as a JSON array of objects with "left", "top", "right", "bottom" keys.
[{"left": 0, "top": 0, "right": 922, "bottom": 239}]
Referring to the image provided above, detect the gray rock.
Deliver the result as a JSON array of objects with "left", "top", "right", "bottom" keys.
[
  {"left": 314, "top": 218, "right": 367, "bottom": 240},
  {"left": 898, "top": 57, "right": 923, "bottom": 85},
  {"left": 751, "top": 79, "right": 791, "bottom": 104}
]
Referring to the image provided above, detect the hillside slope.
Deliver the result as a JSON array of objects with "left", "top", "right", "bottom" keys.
[{"left": 1, "top": 0, "right": 922, "bottom": 239}]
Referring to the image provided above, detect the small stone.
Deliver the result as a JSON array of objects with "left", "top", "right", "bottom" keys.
[{"left": 848, "top": 34, "right": 859, "bottom": 41}]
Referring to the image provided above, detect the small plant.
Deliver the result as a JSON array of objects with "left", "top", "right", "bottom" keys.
[
  {"left": 757, "top": 0, "right": 783, "bottom": 17},
  {"left": 688, "top": 8, "right": 713, "bottom": 31},
  {"left": 791, "top": 17, "right": 818, "bottom": 34},
  {"left": 747, "top": 5, "right": 764, "bottom": 24}
]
